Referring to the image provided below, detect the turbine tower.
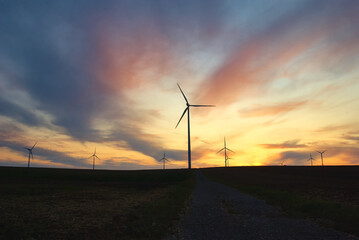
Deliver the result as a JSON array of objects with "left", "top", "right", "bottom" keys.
[
  {"left": 175, "top": 83, "right": 215, "bottom": 169},
  {"left": 160, "top": 152, "right": 169, "bottom": 169},
  {"left": 89, "top": 148, "right": 100, "bottom": 170},
  {"left": 317, "top": 150, "right": 326, "bottom": 166},
  {"left": 216, "top": 137, "right": 234, "bottom": 167},
  {"left": 24, "top": 142, "right": 37, "bottom": 168},
  {"left": 308, "top": 153, "right": 315, "bottom": 166}
]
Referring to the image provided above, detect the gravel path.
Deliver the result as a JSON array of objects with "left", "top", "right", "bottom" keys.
[{"left": 171, "top": 170, "right": 357, "bottom": 240}]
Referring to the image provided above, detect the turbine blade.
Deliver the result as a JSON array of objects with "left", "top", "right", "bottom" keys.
[
  {"left": 31, "top": 142, "right": 37, "bottom": 149},
  {"left": 190, "top": 105, "right": 216, "bottom": 107},
  {"left": 177, "top": 83, "right": 189, "bottom": 104},
  {"left": 94, "top": 148, "right": 96, "bottom": 155},
  {"left": 216, "top": 148, "right": 225, "bottom": 154},
  {"left": 95, "top": 155, "right": 100, "bottom": 160},
  {"left": 175, "top": 107, "right": 188, "bottom": 128},
  {"left": 224, "top": 137, "right": 226, "bottom": 147},
  {"left": 227, "top": 148, "right": 235, "bottom": 153}
]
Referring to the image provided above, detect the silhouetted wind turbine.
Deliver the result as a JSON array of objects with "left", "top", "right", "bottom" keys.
[
  {"left": 24, "top": 142, "right": 37, "bottom": 168},
  {"left": 160, "top": 152, "right": 170, "bottom": 169},
  {"left": 175, "top": 83, "right": 215, "bottom": 169},
  {"left": 317, "top": 150, "right": 326, "bottom": 166},
  {"left": 226, "top": 156, "right": 233, "bottom": 167},
  {"left": 216, "top": 137, "right": 234, "bottom": 167},
  {"left": 89, "top": 148, "right": 100, "bottom": 170},
  {"left": 308, "top": 153, "right": 315, "bottom": 166}
]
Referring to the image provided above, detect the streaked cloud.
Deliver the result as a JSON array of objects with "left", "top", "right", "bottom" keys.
[
  {"left": 259, "top": 140, "right": 307, "bottom": 149},
  {"left": 240, "top": 101, "right": 307, "bottom": 118}
]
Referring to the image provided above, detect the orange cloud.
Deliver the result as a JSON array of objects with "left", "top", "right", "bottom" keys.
[
  {"left": 259, "top": 140, "right": 307, "bottom": 149},
  {"left": 239, "top": 100, "right": 307, "bottom": 117}
]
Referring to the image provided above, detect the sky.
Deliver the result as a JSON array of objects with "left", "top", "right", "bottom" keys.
[{"left": 1, "top": 0, "right": 359, "bottom": 170}]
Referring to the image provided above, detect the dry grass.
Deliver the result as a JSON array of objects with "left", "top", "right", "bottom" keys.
[{"left": 0, "top": 167, "right": 195, "bottom": 240}]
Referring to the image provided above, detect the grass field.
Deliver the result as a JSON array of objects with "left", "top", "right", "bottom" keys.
[
  {"left": 202, "top": 166, "right": 359, "bottom": 237},
  {"left": 0, "top": 167, "right": 195, "bottom": 240}
]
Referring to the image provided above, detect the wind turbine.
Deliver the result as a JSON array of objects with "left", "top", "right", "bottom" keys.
[
  {"left": 89, "top": 148, "right": 100, "bottom": 170},
  {"left": 175, "top": 83, "right": 215, "bottom": 169},
  {"left": 160, "top": 152, "right": 170, "bottom": 169},
  {"left": 317, "top": 150, "right": 326, "bottom": 166},
  {"left": 308, "top": 153, "right": 315, "bottom": 166},
  {"left": 24, "top": 142, "right": 37, "bottom": 168},
  {"left": 225, "top": 155, "right": 233, "bottom": 167},
  {"left": 216, "top": 137, "right": 234, "bottom": 167}
]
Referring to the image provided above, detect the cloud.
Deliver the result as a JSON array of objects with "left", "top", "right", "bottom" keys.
[
  {"left": 240, "top": 100, "right": 307, "bottom": 117},
  {"left": 106, "top": 126, "right": 187, "bottom": 162},
  {"left": 0, "top": 140, "right": 89, "bottom": 168},
  {"left": 342, "top": 134, "right": 359, "bottom": 142},
  {"left": 195, "top": 0, "right": 359, "bottom": 105},
  {"left": 271, "top": 151, "right": 311, "bottom": 165},
  {"left": 270, "top": 145, "right": 359, "bottom": 166},
  {"left": 315, "top": 124, "right": 352, "bottom": 133},
  {"left": 0, "top": 97, "right": 45, "bottom": 126},
  {"left": 259, "top": 140, "right": 307, "bottom": 149}
]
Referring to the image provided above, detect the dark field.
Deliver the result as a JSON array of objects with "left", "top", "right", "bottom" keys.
[
  {"left": 0, "top": 167, "right": 195, "bottom": 240},
  {"left": 203, "top": 166, "right": 359, "bottom": 237}
]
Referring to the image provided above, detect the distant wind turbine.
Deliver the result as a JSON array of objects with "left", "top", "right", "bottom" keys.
[
  {"left": 317, "top": 150, "right": 326, "bottom": 166},
  {"left": 160, "top": 152, "right": 170, "bottom": 169},
  {"left": 308, "top": 153, "right": 315, "bottom": 166},
  {"left": 24, "top": 142, "right": 37, "bottom": 168},
  {"left": 175, "top": 83, "right": 215, "bottom": 169},
  {"left": 225, "top": 156, "right": 233, "bottom": 167},
  {"left": 89, "top": 148, "right": 100, "bottom": 170},
  {"left": 216, "top": 137, "right": 234, "bottom": 167}
]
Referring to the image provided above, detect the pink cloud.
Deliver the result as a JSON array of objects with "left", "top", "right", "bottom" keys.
[
  {"left": 92, "top": 20, "right": 175, "bottom": 93},
  {"left": 195, "top": 5, "right": 359, "bottom": 106}
]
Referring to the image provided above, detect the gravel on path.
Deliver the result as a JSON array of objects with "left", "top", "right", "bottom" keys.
[{"left": 171, "top": 170, "right": 358, "bottom": 240}]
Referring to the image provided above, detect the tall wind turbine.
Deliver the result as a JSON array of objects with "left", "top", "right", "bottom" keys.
[
  {"left": 216, "top": 137, "right": 234, "bottom": 167},
  {"left": 308, "top": 153, "right": 315, "bottom": 166},
  {"left": 24, "top": 142, "right": 37, "bottom": 168},
  {"left": 317, "top": 150, "right": 326, "bottom": 166},
  {"left": 175, "top": 83, "right": 215, "bottom": 169},
  {"left": 160, "top": 152, "right": 170, "bottom": 169},
  {"left": 89, "top": 148, "right": 100, "bottom": 170}
]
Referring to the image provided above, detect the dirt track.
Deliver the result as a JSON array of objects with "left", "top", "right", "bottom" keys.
[{"left": 171, "top": 170, "right": 357, "bottom": 240}]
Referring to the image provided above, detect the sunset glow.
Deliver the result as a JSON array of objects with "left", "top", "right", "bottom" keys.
[{"left": 1, "top": 0, "right": 359, "bottom": 169}]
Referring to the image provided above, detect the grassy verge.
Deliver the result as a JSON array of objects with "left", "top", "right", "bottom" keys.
[
  {"left": 0, "top": 167, "right": 195, "bottom": 240},
  {"left": 202, "top": 167, "right": 359, "bottom": 237}
]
